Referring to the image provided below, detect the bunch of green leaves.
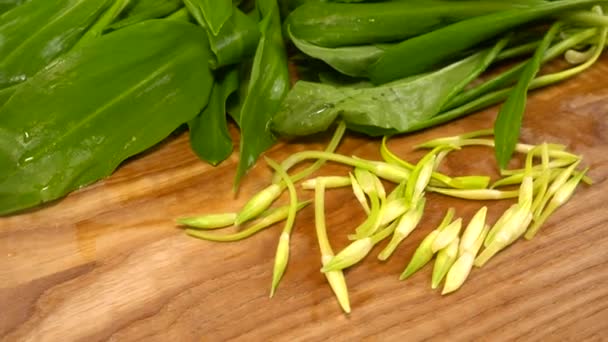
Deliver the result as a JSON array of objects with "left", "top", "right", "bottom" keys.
[
  {"left": 274, "top": 1, "right": 608, "bottom": 166},
  {"left": 0, "top": 19, "right": 213, "bottom": 214},
  {"left": 0, "top": 0, "right": 288, "bottom": 215}
]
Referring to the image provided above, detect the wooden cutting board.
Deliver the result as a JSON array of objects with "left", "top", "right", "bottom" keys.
[{"left": 1, "top": 55, "right": 607, "bottom": 341}]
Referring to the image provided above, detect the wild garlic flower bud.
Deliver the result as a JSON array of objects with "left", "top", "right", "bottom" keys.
[{"left": 177, "top": 212, "right": 236, "bottom": 229}]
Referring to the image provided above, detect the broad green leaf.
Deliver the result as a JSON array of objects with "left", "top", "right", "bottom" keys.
[
  {"left": 183, "top": 0, "right": 232, "bottom": 36},
  {"left": 0, "top": 20, "right": 213, "bottom": 215},
  {"left": 189, "top": 68, "right": 239, "bottom": 165},
  {"left": 494, "top": 23, "right": 561, "bottom": 168},
  {"left": 272, "top": 50, "right": 489, "bottom": 137},
  {"left": 0, "top": 85, "right": 16, "bottom": 107},
  {"left": 235, "top": 0, "right": 289, "bottom": 186},
  {"left": 0, "top": 0, "right": 27, "bottom": 15},
  {"left": 107, "top": 0, "right": 183, "bottom": 30},
  {"left": 369, "top": 0, "right": 605, "bottom": 83},
  {"left": 0, "top": 0, "right": 113, "bottom": 89},
  {"left": 287, "top": 25, "right": 388, "bottom": 78},
  {"left": 287, "top": 1, "right": 536, "bottom": 48}
]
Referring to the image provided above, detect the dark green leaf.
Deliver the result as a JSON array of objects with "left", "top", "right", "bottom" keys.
[
  {"left": 0, "top": 0, "right": 27, "bottom": 15},
  {"left": 225, "top": 59, "right": 253, "bottom": 127},
  {"left": 189, "top": 68, "right": 239, "bottom": 165},
  {"left": 494, "top": 22, "right": 562, "bottom": 168},
  {"left": 205, "top": 8, "right": 260, "bottom": 69},
  {"left": 369, "top": 0, "right": 604, "bottom": 83},
  {"left": 183, "top": 0, "right": 232, "bottom": 36},
  {"left": 287, "top": 1, "right": 536, "bottom": 48},
  {"left": 272, "top": 49, "right": 491, "bottom": 137},
  {"left": 287, "top": 25, "right": 388, "bottom": 78},
  {"left": 0, "top": 85, "right": 17, "bottom": 108},
  {"left": 0, "top": 0, "right": 113, "bottom": 89},
  {"left": 235, "top": 0, "right": 289, "bottom": 186},
  {"left": 0, "top": 20, "right": 213, "bottom": 215}
]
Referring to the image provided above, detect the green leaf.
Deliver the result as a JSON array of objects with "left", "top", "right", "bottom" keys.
[
  {"left": 0, "top": 0, "right": 113, "bottom": 89},
  {"left": 204, "top": 8, "right": 260, "bottom": 69},
  {"left": 234, "top": 0, "right": 289, "bottom": 187},
  {"left": 0, "top": 85, "right": 17, "bottom": 108},
  {"left": 107, "top": 0, "right": 183, "bottom": 30},
  {"left": 272, "top": 50, "right": 490, "bottom": 137},
  {"left": 76, "top": 0, "right": 133, "bottom": 47},
  {"left": 286, "top": 1, "right": 529, "bottom": 48},
  {"left": 287, "top": 25, "right": 388, "bottom": 78},
  {"left": 369, "top": 0, "right": 604, "bottom": 84},
  {"left": 0, "top": 20, "right": 213, "bottom": 215},
  {"left": 183, "top": 0, "right": 232, "bottom": 36},
  {"left": 189, "top": 68, "right": 239, "bottom": 165},
  {"left": 0, "top": 0, "right": 27, "bottom": 15},
  {"left": 494, "top": 23, "right": 561, "bottom": 168}
]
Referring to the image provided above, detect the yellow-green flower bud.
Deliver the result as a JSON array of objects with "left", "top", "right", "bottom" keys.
[
  {"left": 270, "top": 232, "right": 290, "bottom": 297},
  {"left": 459, "top": 206, "right": 487, "bottom": 255},
  {"left": 354, "top": 168, "right": 377, "bottom": 195},
  {"left": 322, "top": 255, "right": 351, "bottom": 314},
  {"left": 352, "top": 191, "right": 382, "bottom": 239},
  {"left": 373, "top": 175, "right": 386, "bottom": 201},
  {"left": 400, "top": 230, "right": 441, "bottom": 280},
  {"left": 187, "top": 201, "right": 310, "bottom": 242},
  {"left": 369, "top": 160, "right": 411, "bottom": 183},
  {"left": 449, "top": 176, "right": 491, "bottom": 190},
  {"left": 431, "top": 218, "right": 463, "bottom": 253},
  {"left": 534, "top": 160, "right": 581, "bottom": 218},
  {"left": 437, "top": 208, "right": 456, "bottom": 231},
  {"left": 378, "top": 199, "right": 409, "bottom": 227},
  {"left": 412, "top": 155, "right": 436, "bottom": 205},
  {"left": 432, "top": 237, "right": 459, "bottom": 289},
  {"left": 405, "top": 145, "right": 456, "bottom": 205},
  {"left": 441, "top": 223, "right": 489, "bottom": 292},
  {"left": 442, "top": 252, "right": 475, "bottom": 295},
  {"left": 322, "top": 237, "right": 374, "bottom": 272},
  {"left": 176, "top": 212, "right": 236, "bottom": 229},
  {"left": 350, "top": 172, "right": 370, "bottom": 214},
  {"left": 236, "top": 183, "right": 284, "bottom": 225},
  {"left": 484, "top": 204, "right": 518, "bottom": 247},
  {"left": 387, "top": 180, "right": 407, "bottom": 201},
  {"left": 519, "top": 175, "right": 534, "bottom": 207},
  {"left": 429, "top": 187, "right": 519, "bottom": 200},
  {"left": 378, "top": 198, "right": 426, "bottom": 260},
  {"left": 525, "top": 169, "right": 588, "bottom": 240},
  {"left": 475, "top": 204, "right": 530, "bottom": 267}
]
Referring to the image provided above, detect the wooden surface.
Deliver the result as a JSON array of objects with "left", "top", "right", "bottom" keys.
[{"left": 1, "top": 57, "right": 608, "bottom": 342}]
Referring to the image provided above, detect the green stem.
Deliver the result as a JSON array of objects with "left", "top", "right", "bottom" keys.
[
  {"left": 187, "top": 202, "right": 309, "bottom": 242},
  {"left": 564, "top": 10, "right": 608, "bottom": 27},
  {"left": 443, "top": 27, "right": 598, "bottom": 111},
  {"left": 275, "top": 121, "right": 347, "bottom": 184},
  {"left": 496, "top": 40, "right": 541, "bottom": 61}
]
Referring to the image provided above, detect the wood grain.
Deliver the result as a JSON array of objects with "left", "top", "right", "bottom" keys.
[{"left": 1, "top": 57, "right": 608, "bottom": 342}]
